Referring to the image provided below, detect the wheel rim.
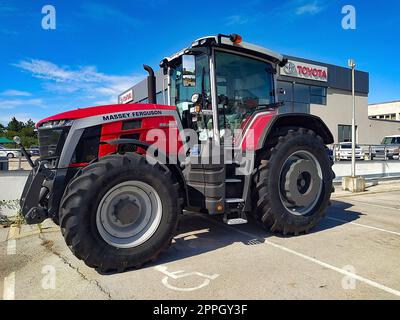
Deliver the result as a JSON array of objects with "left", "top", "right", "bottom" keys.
[
  {"left": 96, "top": 181, "right": 162, "bottom": 249},
  {"left": 278, "top": 150, "right": 323, "bottom": 216},
  {"left": 7, "top": 153, "right": 13, "bottom": 158}
]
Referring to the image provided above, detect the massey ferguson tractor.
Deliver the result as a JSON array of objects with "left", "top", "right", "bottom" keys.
[{"left": 17, "top": 34, "right": 334, "bottom": 273}]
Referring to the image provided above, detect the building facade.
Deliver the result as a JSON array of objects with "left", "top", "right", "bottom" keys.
[
  {"left": 369, "top": 101, "right": 400, "bottom": 121},
  {"left": 119, "top": 54, "right": 400, "bottom": 145}
]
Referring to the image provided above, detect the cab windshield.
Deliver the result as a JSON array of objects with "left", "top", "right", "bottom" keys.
[
  {"left": 170, "top": 51, "right": 275, "bottom": 141},
  {"left": 215, "top": 51, "right": 275, "bottom": 131}
]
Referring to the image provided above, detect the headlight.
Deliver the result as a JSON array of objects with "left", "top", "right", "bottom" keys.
[{"left": 40, "top": 119, "right": 74, "bottom": 128}]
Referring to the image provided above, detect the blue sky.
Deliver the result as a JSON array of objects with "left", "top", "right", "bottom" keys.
[{"left": 0, "top": 0, "right": 399, "bottom": 124}]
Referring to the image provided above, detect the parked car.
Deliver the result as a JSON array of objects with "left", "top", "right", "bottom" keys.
[
  {"left": 335, "top": 142, "right": 365, "bottom": 161},
  {"left": 326, "top": 148, "right": 334, "bottom": 162},
  {"left": 371, "top": 135, "right": 400, "bottom": 160},
  {"left": 0, "top": 145, "right": 20, "bottom": 158},
  {"left": 28, "top": 146, "right": 40, "bottom": 156}
]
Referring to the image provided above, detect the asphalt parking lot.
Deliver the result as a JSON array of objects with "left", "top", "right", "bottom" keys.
[{"left": 1, "top": 183, "right": 400, "bottom": 300}]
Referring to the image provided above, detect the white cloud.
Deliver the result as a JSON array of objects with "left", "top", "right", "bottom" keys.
[
  {"left": 80, "top": 3, "right": 143, "bottom": 28},
  {"left": 1, "top": 90, "right": 32, "bottom": 97},
  {"left": 0, "top": 99, "right": 43, "bottom": 109},
  {"left": 225, "top": 15, "right": 249, "bottom": 26},
  {"left": 296, "top": 1, "right": 323, "bottom": 15},
  {"left": 13, "top": 59, "right": 143, "bottom": 105}
]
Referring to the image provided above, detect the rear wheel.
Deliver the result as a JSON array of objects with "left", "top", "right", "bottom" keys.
[
  {"left": 59, "top": 153, "right": 181, "bottom": 273},
  {"left": 252, "top": 128, "right": 334, "bottom": 235},
  {"left": 7, "top": 153, "right": 14, "bottom": 158}
]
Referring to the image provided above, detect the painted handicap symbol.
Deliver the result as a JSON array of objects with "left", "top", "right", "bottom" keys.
[{"left": 154, "top": 265, "right": 219, "bottom": 292}]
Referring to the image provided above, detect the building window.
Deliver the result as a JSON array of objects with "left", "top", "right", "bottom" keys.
[
  {"left": 156, "top": 90, "right": 167, "bottom": 105},
  {"left": 338, "top": 124, "right": 357, "bottom": 143},
  {"left": 371, "top": 113, "right": 397, "bottom": 121},
  {"left": 277, "top": 81, "right": 327, "bottom": 114},
  {"left": 294, "top": 84, "right": 310, "bottom": 104},
  {"left": 310, "top": 86, "right": 327, "bottom": 105}
]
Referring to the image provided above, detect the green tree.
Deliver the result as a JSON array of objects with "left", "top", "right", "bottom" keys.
[
  {"left": 3, "top": 117, "right": 38, "bottom": 148},
  {"left": 0, "top": 123, "right": 6, "bottom": 134},
  {"left": 7, "top": 117, "right": 25, "bottom": 132},
  {"left": 25, "top": 119, "right": 35, "bottom": 128}
]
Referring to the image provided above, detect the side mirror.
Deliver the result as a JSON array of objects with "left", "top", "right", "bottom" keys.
[
  {"left": 191, "top": 93, "right": 201, "bottom": 104},
  {"left": 182, "top": 55, "right": 196, "bottom": 87}
]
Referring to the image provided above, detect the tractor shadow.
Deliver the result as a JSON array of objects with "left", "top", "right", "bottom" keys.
[{"left": 148, "top": 199, "right": 364, "bottom": 267}]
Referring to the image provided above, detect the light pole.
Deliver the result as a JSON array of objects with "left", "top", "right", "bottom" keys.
[{"left": 348, "top": 59, "right": 356, "bottom": 178}]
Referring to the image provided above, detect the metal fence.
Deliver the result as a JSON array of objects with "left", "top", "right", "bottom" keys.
[
  {"left": 0, "top": 153, "right": 38, "bottom": 171},
  {"left": 329, "top": 144, "right": 400, "bottom": 162}
]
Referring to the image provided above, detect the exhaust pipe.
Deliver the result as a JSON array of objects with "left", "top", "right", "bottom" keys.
[{"left": 143, "top": 64, "right": 156, "bottom": 104}]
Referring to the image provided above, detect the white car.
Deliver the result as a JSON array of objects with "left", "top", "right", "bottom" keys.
[
  {"left": 0, "top": 145, "right": 21, "bottom": 158},
  {"left": 336, "top": 143, "right": 365, "bottom": 161}
]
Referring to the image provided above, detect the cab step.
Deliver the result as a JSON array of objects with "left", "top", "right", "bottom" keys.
[
  {"left": 225, "top": 198, "right": 244, "bottom": 204},
  {"left": 225, "top": 218, "right": 248, "bottom": 225},
  {"left": 225, "top": 178, "right": 242, "bottom": 183},
  {"left": 223, "top": 207, "right": 248, "bottom": 225}
]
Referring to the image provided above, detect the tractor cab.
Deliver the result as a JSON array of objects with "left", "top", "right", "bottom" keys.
[{"left": 160, "top": 34, "right": 286, "bottom": 144}]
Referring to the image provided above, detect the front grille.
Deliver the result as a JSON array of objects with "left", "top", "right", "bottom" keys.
[{"left": 38, "top": 126, "right": 70, "bottom": 165}]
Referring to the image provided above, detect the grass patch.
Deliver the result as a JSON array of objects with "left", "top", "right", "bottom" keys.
[{"left": 0, "top": 199, "right": 25, "bottom": 227}]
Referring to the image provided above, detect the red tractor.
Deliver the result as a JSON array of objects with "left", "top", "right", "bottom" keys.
[{"left": 17, "top": 34, "right": 334, "bottom": 273}]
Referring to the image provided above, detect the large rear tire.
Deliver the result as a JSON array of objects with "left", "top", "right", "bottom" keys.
[
  {"left": 59, "top": 153, "right": 181, "bottom": 273},
  {"left": 252, "top": 128, "right": 334, "bottom": 235}
]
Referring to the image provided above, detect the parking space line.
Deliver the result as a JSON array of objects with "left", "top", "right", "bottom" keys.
[
  {"left": 7, "top": 239, "right": 16, "bottom": 255},
  {"left": 201, "top": 215, "right": 400, "bottom": 298},
  {"left": 326, "top": 216, "right": 400, "bottom": 236},
  {"left": 3, "top": 272, "right": 16, "bottom": 300}
]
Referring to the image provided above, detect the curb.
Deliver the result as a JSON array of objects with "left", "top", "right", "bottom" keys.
[
  {"left": 332, "top": 186, "right": 400, "bottom": 199},
  {"left": 7, "top": 225, "right": 20, "bottom": 239},
  {"left": 7, "top": 224, "right": 60, "bottom": 240}
]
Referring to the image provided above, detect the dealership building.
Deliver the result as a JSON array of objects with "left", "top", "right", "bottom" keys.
[{"left": 119, "top": 50, "right": 400, "bottom": 145}]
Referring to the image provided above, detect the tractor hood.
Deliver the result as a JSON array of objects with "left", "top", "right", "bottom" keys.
[{"left": 36, "top": 103, "right": 175, "bottom": 127}]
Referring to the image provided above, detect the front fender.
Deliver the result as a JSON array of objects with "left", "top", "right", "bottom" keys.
[{"left": 256, "top": 113, "right": 334, "bottom": 150}]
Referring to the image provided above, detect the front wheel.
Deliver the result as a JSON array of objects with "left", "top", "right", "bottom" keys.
[
  {"left": 7, "top": 153, "right": 14, "bottom": 158},
  {"left": 253, "top": 128, "right": 334, "bottom": 235},
  {"left": 59, "top": 153, "right": 181, "bottom": 273}
]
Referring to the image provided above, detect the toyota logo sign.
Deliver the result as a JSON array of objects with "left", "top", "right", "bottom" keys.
[
  {"left": 280, "top": 60, "right": 328, "bottom": 82},
  {"left": 283, "top": 62, "right": 296, "bottom": 75}
]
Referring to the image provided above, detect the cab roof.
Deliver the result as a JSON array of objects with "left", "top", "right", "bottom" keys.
[{"left": 162, "top": 34, "right": 285, "bottom": 67}]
